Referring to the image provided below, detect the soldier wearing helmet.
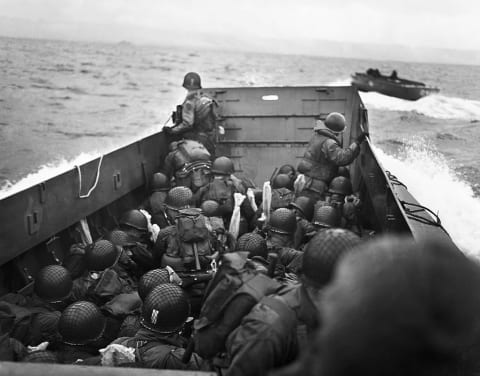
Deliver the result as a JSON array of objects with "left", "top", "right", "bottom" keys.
[
  {"left": 164, "top": 72, "right": 219, "bottom": 156},
  {"left": 267, "top": 208, "right": 303, "bottom": 275},
  {"left": 224, "top": 229, "right": 361, "bottom": 376},
  {"left": 55, "top": 301, "right": 110, "bottom": 363},
  {"left": 140, "top": 172, "right": 171, "bottom": 228},
  {"left": 297, "top": 112, "right": 368, "bottom": 201},
  {"left": 284, "top": 235, "right": 480, "bottom": 376},
  {"left": 111, "top": 284, "right": 205, "bottom": 370},
  {"left": 71, "top": 240, "right": 136, "bottom": 307},
  {"left": 194, "top": 156, "right": 253, "bottom": 229},
  {"left": 288, "top": 196, "right": 316, "bottom": 248}
]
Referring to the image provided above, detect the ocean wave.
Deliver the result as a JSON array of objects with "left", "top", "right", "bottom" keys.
[
  {"left": 374, "top": 138, "right": 480, "bottom": 258},
  {"left": 326, "top": 77, "right": 480, "bottom": 121},
  {"left": 360, "top": 92, "right": 480, "bottom": 121},
  {"left": 0, "top": 152, "right": 104, "bottom": 200}
]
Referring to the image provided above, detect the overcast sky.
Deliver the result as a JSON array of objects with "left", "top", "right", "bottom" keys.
[{"left": 1, "top": 0, "right": 479, "bottom": 51}]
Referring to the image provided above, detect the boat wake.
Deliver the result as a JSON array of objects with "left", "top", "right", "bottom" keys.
[
  {"left": 374, "top": 138, "right": 480, "bottom": 258},
  {"left": 361, "top": 92, "right": 480, "bottom": 121}
]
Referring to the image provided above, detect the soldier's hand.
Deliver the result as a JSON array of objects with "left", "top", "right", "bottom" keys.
[
  {"left": 163, "top": 126, "right": 173, "bottom": 136},
  {"left": 356, "top": 132, "right": 369, "bottom": 144}
]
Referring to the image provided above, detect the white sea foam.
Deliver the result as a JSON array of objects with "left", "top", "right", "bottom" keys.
[
  {"left": 374, "top": 138, "right": 480, "bottom": 259},
  {"left": 327, "top": 77, "right": 480, "bottom": 121},
  {"left": 361, "top": 92, "right": 480, "bottom": 121},
  {"left": 0, "top": 123, "right": 167, "bottom": 200}
]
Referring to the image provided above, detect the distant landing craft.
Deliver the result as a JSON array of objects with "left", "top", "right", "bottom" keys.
[{"left": 351, "top": 69, "right": 440, "bottom": 101}]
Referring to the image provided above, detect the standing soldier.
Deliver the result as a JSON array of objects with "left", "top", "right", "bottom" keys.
[
  {"left": 297, "top": 112, "right": 367, "bottom": 201},
  {"left": 164, "top": 72, "right": 219, "bottom": 157}
]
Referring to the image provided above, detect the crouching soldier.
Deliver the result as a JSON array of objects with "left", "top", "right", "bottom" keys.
[
  {"left": 140, "top": 172, "right": 171, "bottom": 228},
  {"left": 110, "top": 284, "right": 205, "bottom": 370},
  {"left": 71, "top": 240, "right": 135, "bottom": 307},
  {"left": 164, "top": 139, "right": 212, "bottom": 192},
  {"left": 55, "top": 301, "right": 110, "bottom": 364},
  {"left": 153, "top": 186, "right": 218, "bottom": 313}
]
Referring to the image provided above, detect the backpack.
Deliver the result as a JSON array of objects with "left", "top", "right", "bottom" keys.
[
  {"left": 162, "top": 210, "right": 213, "bottom": 271},
  {"left": 195, "top": 95, "right": 219, "bottom": 133},
  {"left": 176, "top": 208, "right": 210, "bottom": 243},
  {"left": 170, "top": 139, "right": 211, "bottom": 172},
  {"left": 203, "top": 179, "right": 235, "bottom": 217},
  {"left": 271, "top": 187, "right": 295, "bottom": 210},
  {"left": 193, "top": 253, "right": 280, "bottom": 358}
]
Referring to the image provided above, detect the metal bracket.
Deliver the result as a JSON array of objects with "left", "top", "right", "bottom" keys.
[
  {"left": 113, "top": 171, "right": 122, "bottom": 190},
  {"left": 27, "top": 210, "right": 41, "bottom": 235}
]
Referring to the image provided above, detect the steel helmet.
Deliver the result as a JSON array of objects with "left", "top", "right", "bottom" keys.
[
  {"left": 278, "top": 164, "right": 296, "bottom": 178},
  {"left": 329, "top": 176, "right": 353, "bottom": 196},
  {"left": 119, "top": 209, "right": 148, "bottom": 232},
  {"left": 236, "top": 232, "right": 268, "bottom": 259},
  {"left": 58, "top": 301, "right": 106, "bottom": 345},
  {"left": 34, "top": 265, "right": 73, "bottom": 303},
  {"left": 106, "top": 229, "right": 130, "bottom": 247},
  {"left": 313, "top": 205, "right": 341, "bottom": 228},
  {"left": 85, "top": 240, "right": 118, "bottom": 272},
  {"left": 138, "top": 268, "right": 171, "bottom": 301},
  {"left": 165, "top": 186, "right": 193, "bottom": 210},
  {"left": 211, "top": 156, "right": 234, "bottom": 175},
  {"left": 302, "top": 228, "right": 360, "bottom": 288},
  {"left": 269, "top": 208, "right": 297, "bottom": 235},
  {"left": 310, "top": 236, "right": 480, "bottom": 376},
  {"left": 151, "top": 172, "right": 171, "bottom": 192},
  {"left": 324, "top": 112, "right": 346, "bottom": 133},
  {"left": 182, "top": 72, "right": 202, "bottom": 90},
  {"left": 272, "top": 174, "right": 291, "bottom": 189},
  {"left": 141, "top": 284, "right": 190, "bottom": 333},
  {"left": 289, "top": 196, "right": 315, "bottom": 222},
  {"left": 200, "top": 200, "right": 220, "bottom": 217}
]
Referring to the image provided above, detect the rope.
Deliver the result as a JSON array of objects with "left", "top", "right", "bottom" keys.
[
  {"left": 386, "top": 170, "right": 407, "bottom": 189},
  {"left": 76, "top": 155, "right": 104, "bottom": 199},
  {"left": 399, "top": 200, "right": 449, "bottom": 234}
]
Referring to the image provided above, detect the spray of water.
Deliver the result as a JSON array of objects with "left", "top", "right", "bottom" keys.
[
  {"left": 374, "top": 138, "right": 480, "bottom": 258},
  {"left": 327, "top": 78, "right": 480, "bottom": 121}
]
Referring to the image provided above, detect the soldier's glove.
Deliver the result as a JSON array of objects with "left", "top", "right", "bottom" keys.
[{"left": 356, "top": 132, "right": 369, "bottom": 144}]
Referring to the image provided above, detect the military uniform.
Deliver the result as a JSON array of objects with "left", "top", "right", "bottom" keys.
[
  {"left": 114, "top": 328, "right": 204, "bottom": 370},
  {"left": 169, "top": 91, "right": 218, "bottom": 156},
  {"left": 299, "top": 127, "right": 360, "bottom": 200}
]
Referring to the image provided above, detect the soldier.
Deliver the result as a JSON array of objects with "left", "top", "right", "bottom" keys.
[
  {"left": 112, "top": 284, "right": 205, "bottom": 370},
  {"left": 267, "top": 208, "right": 303, "bottom": 275},
  {"left": 311, "top": 205, "right": 341, "bottom": 231},
  {"left": 277, "top": 164, "right": 297, "bottom": 190},
  {"left": 297, "top": 112, "right": 367, "bottom": 201},
  {"left": 118, "top": 268, "right": 180, "bottom": 338},
  {"left": 194, "top": 156, "right": 248, "bottom": 226},
  {"left": 278, "top": 235, "right": 480, "bottom": 376},
  {"left": 56, "top": 301, "right": 109, "bottom": 364},
  {"left": 163, "top": 139, "right": 212, "bottom": 192},
  {"left": 193, "top": 234, "right": 280, "bottom": 365},
  {"left": 224, "top": 228, "right": 361, "bottom": 376},
  {"left": 164, "top": 72, "right": 219, "bottom": 156},
  {"left": 270, "top": 174, "right": 295, "bottom": 211},
  {"left": 71, "top": 240, "right": 135, "bottom": 307},
  {"left": 140, "top": 172, "right": 171, "bottom": 228},
  {"left": 117, "top": 210, "right": 155, "bottom": 272},
  {"left": 288, "top": 196, "right": 316, "bottom": 249}
]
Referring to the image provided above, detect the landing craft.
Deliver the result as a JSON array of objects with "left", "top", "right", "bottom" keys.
[
  {"left": 351, "top": 69, "right": 440, "bottom": 101},
  {"left": 0, "top": 85, "right": 458, "bottom": 374}
]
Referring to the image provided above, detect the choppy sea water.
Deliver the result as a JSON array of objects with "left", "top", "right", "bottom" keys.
[{"left": 1, "top": 36, "right": 480, "bottom": 256}]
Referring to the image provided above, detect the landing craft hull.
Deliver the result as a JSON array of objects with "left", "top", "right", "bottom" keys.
[
  {"left": 0, "top": 86, "right": 457, "bottom": 375},
  {"left": 351, "top": 73, "right": 440, "bottom": 101}
]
